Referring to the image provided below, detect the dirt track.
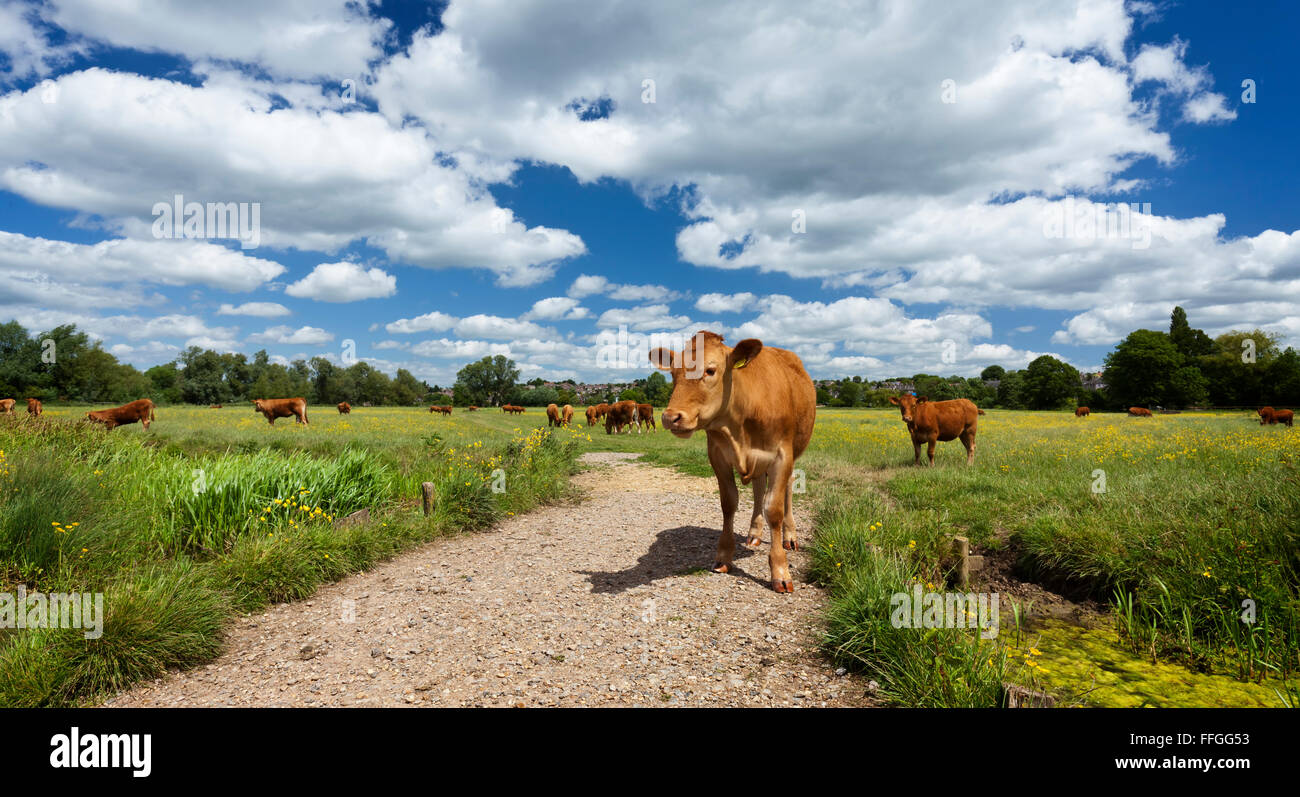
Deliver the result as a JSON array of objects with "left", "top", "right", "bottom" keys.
[{"left": 106, "top": 453, "right": 871, "bottom": 707}]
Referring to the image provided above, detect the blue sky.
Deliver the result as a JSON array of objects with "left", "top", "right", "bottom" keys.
[{"left": 0, "top": 0, "right": 1296, "bottom": 386}]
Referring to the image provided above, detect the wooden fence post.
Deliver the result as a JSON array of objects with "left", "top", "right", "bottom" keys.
[{"left": 422, "top": 481, "right": 435, "bottom": 517}]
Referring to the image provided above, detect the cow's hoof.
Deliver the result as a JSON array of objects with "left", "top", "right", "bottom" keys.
[
  {"left": 712, "top": 562, "right": 731, "bottom": 574},
  {"left": 783, "top": 539, "right": 799, "bottom": 551},
  {"left": 771, "top": 580, "right": 794, "bottom": 594},
  {"left": 745, "top": 535, "right": 762, "bottom": 548}
]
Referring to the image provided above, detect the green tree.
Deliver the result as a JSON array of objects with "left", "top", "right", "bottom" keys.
[
  {"left": 1103, "top": 329, "right": 1181, "bottom": 407},
  {"left": 1022, "top": 355, "right": 1080, "bottom": 410},
  {"left": 1169, "top": 306, "right": 1214, "bottom": 362},
  {"left": 456, "top": 356, "right": 519, "bottom": 406},
  {"left": 979, "top": 364, "right": 1006, "bottom": 382}
]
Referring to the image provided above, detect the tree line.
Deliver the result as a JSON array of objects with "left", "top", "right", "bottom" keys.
[{"left": 0, "top": 321, "right": 432, "bottom": 406}]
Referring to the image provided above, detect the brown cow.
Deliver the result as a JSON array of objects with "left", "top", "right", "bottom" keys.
[
  {"left": 253, "top": 397, "right": 308, "bottom": 425},
  {"left": 1259, "top": 406, "right": 1294, "bottom": 427},
  {"left": 585, "top": 405, "right": 598, "bottom": 426},
  {"left": 510, "top": 405, "right": 525, "bottom": 415},
  {"left": 561, "top": 404, "right": 574, "bottom": 427},
  {"left": 889, "top": 394, "right": 978, "bottom": 466},
  {"left": 1128, "top": 407, "right": 1152, "bottom": 417},
  {"left": 1075, "top": 406, "right": 1090, "bottom": 417},
  {"left": 86, "top": 398, "right": 155, "bottom": 431},
  {"left": 468, "top": 405, "right": 479, "bottom": 411},
  {"left": 337, "top": 402, "right": 352, "bottom": 414},
  {"left": 208, "top": 403, "right": 223, "bottom": 409},
  {"left": 604, "top": 399, "right": 639, "bottom": 434},
  {"left": 546, "top": 403, "right": 561, "bottom": 427},
  {"left": 651, "top": 332, "right": 815, "bottom": 594},
  {"left": 26, "top": 398, "right": 41, "bottom": 417},
  {"left": 0, "top": 398, "right": 14, "bottom": 414},
  {"left": 637, "top": 403, "right": 655, "bottom": 431}
]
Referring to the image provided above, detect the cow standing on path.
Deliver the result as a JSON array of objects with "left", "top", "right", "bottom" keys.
[
  {"left": 889, "top": 394, "right": 978, "bottom": 466},
  {"left": 86, "top": 399, "right": 155, "bottom": 431},
  {"left": 651, "top": 332, "right": 816, "bottom": 594},
  {"left": 253, "top": 397, "right": 308, "bottom": 425}
]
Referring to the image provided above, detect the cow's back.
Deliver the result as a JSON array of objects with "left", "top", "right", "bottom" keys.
[{"left": 726, "top": 346, "right": 816, "bottom": 458}]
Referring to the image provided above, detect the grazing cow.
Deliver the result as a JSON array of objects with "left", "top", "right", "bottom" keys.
[
  {"left": 1128, "top": 407, "right": 1152, "bottom": 417},
  {"left": 337, "top": 402, "right": 352, "bottom": 414},
  {"left": 1075, "top": 406, "right": 1090, "bottom": 417},
  {"left": 977, "top": 408, "right": 986, "bottom": 415},
  {"left": 1259, "top": 406, "right": 1294, "bottom": 427},
  {"left": 253, "top": 397, "right": 308, "bottom": 425},
  {"left": 637, "top": 403, "right": 656, "bottom": 431},
  {"left": 546, "top": 403, "right": 561, "bottom": 427},
  {"left": 0, "top": 398, "right": 14, "bottom": 414},
  {"left": 26, "top": 398, "right": 41, "bottom": 417},
  {"left": 209, "top": 403, "right": 223, "bottom": 409},
  {"left": 468, "top": 405, "right": 479, "bottom": 411},
  {"left": 86, "top": 398, "right": 155, "bottom": 431},
  {"left": 889, "top": 394, "right": 978, "bottom": 466},
  {"left": 511, "top": 405, "right": 525, "bottom": 415},
  {"left": 650, "top": 332, "right": 816, "bottom": 593},
  {"left": 604, "top": 399, "right": 639, "bottom": 434},
  {"left": 593, "top": 402, "right": 610, "bottom": 419},
  {"left": 561, "top": 404, "right": 574, "bottom": 427},
  {"left": 585, "top": 405, "right": 598, "bottom": 426}
]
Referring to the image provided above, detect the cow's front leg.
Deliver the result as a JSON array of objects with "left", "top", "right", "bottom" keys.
[
  {"left": 745, "top": 470, "right": 767, "bottom": 547},
  {"left": 708, "top": 443, "right": 738, "bottom": 574},
  {"left": 913, "top": 438, "right": 922, "bottom": 465},
  {"left": 766, "top": 454, "right": 795, "bottom": 593},
  {"left": 927, "top": 439, "right": 936, "bottom": 466}
]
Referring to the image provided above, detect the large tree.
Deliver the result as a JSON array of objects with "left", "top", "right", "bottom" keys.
[
  {"left": 1022, "top": 355, "right": 1080, "bottom": 410},
  {"left": 456, "top": 355, "right": 519, "bottom": 406},
  {"left": 1103, "top": 329, "right": 1182, "bottom": 407}
]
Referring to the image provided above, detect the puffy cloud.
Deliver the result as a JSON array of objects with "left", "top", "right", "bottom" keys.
[
  {"left": 385, "top": 311, "right": 458, "bottom": 335},
  {"left": 521, "top": 296, "right": 589, "bottom": 320},
  {"left": 284, "top": 262, "right": 397, "bottom": 303},
  {"left": 247, "top": 325, "right": 334, "bottom": 345},
  {"left": 217, "top": 302, "right": 291, "bottom": 318}
]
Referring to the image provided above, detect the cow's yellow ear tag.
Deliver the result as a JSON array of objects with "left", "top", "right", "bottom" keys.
[{"left": 733, "top": 358, "right": 748, "bottom": 369}]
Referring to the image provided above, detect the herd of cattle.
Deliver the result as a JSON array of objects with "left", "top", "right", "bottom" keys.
[{"left": 1, "top": 331, "right": 1296, "bottom": 593}]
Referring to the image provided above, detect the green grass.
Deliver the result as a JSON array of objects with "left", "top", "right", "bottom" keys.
[
  {"left": 3, "top": 404, "right": 1296, "bottom": 707},
  {"left": 0, "top": 406, "right": 583, "bottom": 706}
]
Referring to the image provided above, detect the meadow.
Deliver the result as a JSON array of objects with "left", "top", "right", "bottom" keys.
[{"left": 1, "top": 402, "right": 1296, "bottom": 707}]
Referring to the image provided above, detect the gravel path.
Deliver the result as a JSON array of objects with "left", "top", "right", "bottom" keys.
[{"left": 106, "top": 453, "right": 872, "bottom": 708}]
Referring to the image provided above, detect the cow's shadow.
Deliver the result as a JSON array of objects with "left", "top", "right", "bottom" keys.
[{"left": 577, "top": 525, "right": 767, "bottom": 593}]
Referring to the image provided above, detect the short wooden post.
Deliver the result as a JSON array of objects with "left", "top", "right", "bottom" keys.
[
  {"left": 953, "top": 535, "right": 970, "bottom": 589},
  {"left": 421, "top": 481, "right": 435, "bottom": 517}
]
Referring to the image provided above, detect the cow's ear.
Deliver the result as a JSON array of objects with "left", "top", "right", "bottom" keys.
[
  {"left": 648, "top": 347, "right": 676, "bottom": 371},
  {"left": 917, "top": 395, "right": 929, "bottom": 403},
  {"left": 888, "top": 396, "right": 900, "bottom": 405},
  {"left": 730, "top": 338, "right": 762, "bottom": 369}
]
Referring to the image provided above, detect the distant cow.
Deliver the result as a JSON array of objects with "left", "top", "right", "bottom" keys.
[
  {"left": 650, "top": 331, "right": 816, "bottom": 594},
  {"left": 1259, "top": 406, "right": 1294, "bottom": 427},
  {"left": 604, "top": 399, "right": 640, "bottom": 434},
  {"left": 468, "top": 405, "right": 479, "bottom": 411},
  {"left": 585, "top": 405, "right": 599, "bottom": 426},
  {"left": 561, "top": 404, "right": 574, "bottom": 427},
  {"left": 1075, "top": 406, "right": 1090, "bottom": 417},
  {"left": 637, "top": 403, "right": 655, "bottom": 431},
  {"left": 86, "top": 398, "right": 155, "bottom": 431},
  {"left": 26, "top": 398, "right": 41, "bottom": 417},
  {"left": 889, "top": 394, "right": 978, "bottom": 466},
  {"left": 0, "top": 398, "right": 14, "bottom": 414},
  {"left": 1128, "top": 407, "right": 1152, "bottom": 417},
  {"left": 253, "top": 397, "right": 308, "bottom": 425},
  {"left": 546, "top": 403, "right": 561, "bottom": 427},
  {"left": 508, "top": 405, "right": 525, "bottom": 415},
  {"left": 209, "top": 403, "right": 223, "bottom": 409},
  {"left": 337, "top": 402, "right": 351, "bottom": 414}
]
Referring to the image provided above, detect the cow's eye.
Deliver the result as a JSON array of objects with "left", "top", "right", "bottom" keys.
[{"left": 705, "top": 366, "right": 717, "bottom": 377}]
